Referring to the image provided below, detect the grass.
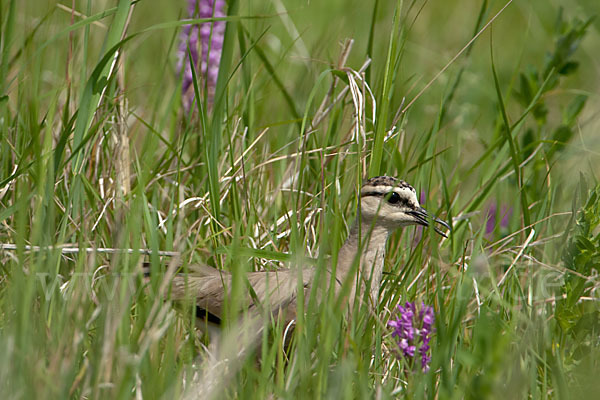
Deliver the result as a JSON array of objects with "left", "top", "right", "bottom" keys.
[{"left": 1, "top": 0, "right": 600, "bottom": 398}]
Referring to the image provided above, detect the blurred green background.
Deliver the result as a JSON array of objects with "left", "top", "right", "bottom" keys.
[
  {"left": 2, "top": 0, "right": 600, "bottom": 398},
  {"left": 17, "top": 0, "right": 600, "bottom": 191}
]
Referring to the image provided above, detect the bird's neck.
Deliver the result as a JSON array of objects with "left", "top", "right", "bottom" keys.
[{"left": 336, "top": 220, "right": 390, "bottom": 307}]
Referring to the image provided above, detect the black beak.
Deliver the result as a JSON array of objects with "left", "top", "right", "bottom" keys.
[{"left": 407, "top": 207, "right": 451, "bottom": 238}]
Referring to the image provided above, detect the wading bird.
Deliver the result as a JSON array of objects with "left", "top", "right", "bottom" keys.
[{"left": 166, "top": 176, "right": 449, "bottom": 335}]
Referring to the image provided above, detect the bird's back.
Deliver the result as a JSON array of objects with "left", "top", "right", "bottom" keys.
[{"left": 170, "top": 266, "right": 316, "bottom": 326}]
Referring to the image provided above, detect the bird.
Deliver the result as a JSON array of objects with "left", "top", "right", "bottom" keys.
[{"left": 166, "top": 176, "right": 450, "bottom": 335}]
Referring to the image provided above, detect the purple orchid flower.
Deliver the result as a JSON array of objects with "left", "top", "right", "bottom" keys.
[
  {"left": 389, "top": 301, "right": 435, "bottom": 372},
  {"left": 177, "top": 0, "right": 226, "bottom": 110}
]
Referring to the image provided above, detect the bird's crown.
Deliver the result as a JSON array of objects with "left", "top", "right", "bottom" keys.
[
  {"left": 358, "top": 175, "right": 449, "bottom": 236},
  {"left": 360, "top": 176, "right": 419, "bottom": 209}
]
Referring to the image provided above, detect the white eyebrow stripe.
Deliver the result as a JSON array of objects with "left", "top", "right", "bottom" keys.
[
  {"left": 361, "top": 185, "right": 415, "bottom": 194},
  {"left": 393, "top": 187, "right": 416, "bottom": 195},
  {"left": 362, "top": 185, "right": 414, "bottom": 194},
  {"left": 360, "top": 185, "right": 395, "bottom": 196}
]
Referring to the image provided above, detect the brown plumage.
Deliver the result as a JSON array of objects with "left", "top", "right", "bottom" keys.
[
  {"left": 167, "top": 176, "right": 449, "bottom": 332},
  {"left": 170, "top": 264, "right": 314, "bottom": 326}
]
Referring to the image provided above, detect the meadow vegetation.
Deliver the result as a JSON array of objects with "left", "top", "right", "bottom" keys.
[{"left": 1, "top": 0, "right": 599, "bottom": 398}]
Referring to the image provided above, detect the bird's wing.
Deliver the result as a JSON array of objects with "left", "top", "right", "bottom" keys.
[
  {"left": 169, "top": 267, "right": 315, "bottom": 321},
  {"left": 245, "top": 268, "right": 314, "bottom": 316},
  {"left": 170, "top": 269, "right": 230, "bottom": 318}
]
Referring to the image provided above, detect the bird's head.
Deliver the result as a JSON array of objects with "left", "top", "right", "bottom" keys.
[{"left": 359, "top": 176, "right": 450, "bottom": 237}]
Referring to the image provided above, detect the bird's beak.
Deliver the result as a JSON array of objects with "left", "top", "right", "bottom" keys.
[{"left": 407, "top": 207, "right": 451, "bottom": 238}]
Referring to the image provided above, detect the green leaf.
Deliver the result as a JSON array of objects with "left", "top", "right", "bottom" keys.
[
  {"left": 558, "top": 61, "right": 579, "bottom": 75},
  {"left": 564, "top": 94, "right": 587, "bottom": 124},
  {"left": 551, "top": 125, "right": 573, "bottom": 151},
  {"left": 517, "top": 72, "right": 532, "bottom": 105},
  {"left": 330, "top": 70, "right": 349, "bottom": 85}
]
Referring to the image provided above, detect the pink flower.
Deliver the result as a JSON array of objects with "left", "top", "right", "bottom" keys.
[
  {"left": 388, "top": 302, "right": 435, "bottom": 372},
  {"left": 485, "top": 202, "right": 513, "bottom": 238},
  {"left": 177, "top": 0, "right": 226, "bottom": 111}
]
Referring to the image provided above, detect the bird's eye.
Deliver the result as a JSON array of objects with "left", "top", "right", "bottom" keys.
[{"left": 387, "top": 192, "right": 402, "bottom": 204}]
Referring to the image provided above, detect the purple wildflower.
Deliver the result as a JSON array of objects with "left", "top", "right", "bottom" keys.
[
  {"left": 485, "top": 202, "right": 513, "bottom": 237},
  {"left": 485, "top": 202, "right": 497, "bottom": 235},
  {"left": 388, "top": 301, "right": 435, "bottom": 372},
  {"left": 499, "top": 205, "right": 512, "bottom": 229},
  {"left": 177, "top": 0, "right": 226, "bottom": 110}
]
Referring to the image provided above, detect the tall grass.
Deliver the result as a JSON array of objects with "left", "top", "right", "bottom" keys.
[{"left": 1, "top": 0, "right": 599, "bottom": 398}]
